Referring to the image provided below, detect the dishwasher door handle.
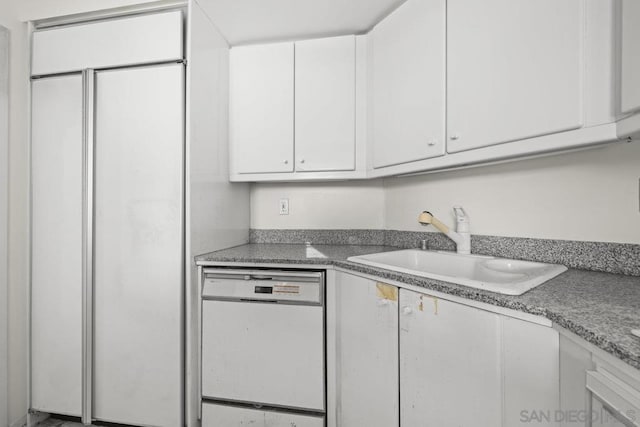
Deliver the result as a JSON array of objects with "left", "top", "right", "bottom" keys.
[{"left": 249, "top": 275, "right": 274, "bottom": 281}]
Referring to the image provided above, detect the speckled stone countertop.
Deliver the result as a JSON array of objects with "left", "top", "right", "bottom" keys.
[{"left": 195, "top": 243, "right": 640, "bottom": 370}]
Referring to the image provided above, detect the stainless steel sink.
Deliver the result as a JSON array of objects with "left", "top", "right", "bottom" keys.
[{"left": 347, "top": 249, "right": 567, "bottom": 295}]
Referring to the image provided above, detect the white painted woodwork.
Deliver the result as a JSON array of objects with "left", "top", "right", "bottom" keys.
[
  {"left": 230, "top": 43, "right": 294, "bottom": 174},
  {"left": 295, "top": 36, "right": 355, "bottom": 172},
  {"left": 400, "top": 287, "right": 560, "bottom": 426},
  {"left": 330, "top": 272, "right": 399, "bottom": 427},
  {"left": 92, "top": 64, "right": 183, "bottom": 427},
  {"left": 201, "top": 300, "right": 324, "bottom": 410},
  {"left": 584, "top": 0, "right": 616, "bottom": 128},
  {"left": 399, "top": 289, "right": 502, "bottom": 426},
  {"left": 0, "top": 26, "right": 8, "bottom": 427},
  {"left": 31, "top": 11, "right": 183, "bottom": 76},
  {"left": 30, "top": 75, "right": 83, "bottom": 416},
  {"left": 590, "top": 397, "right": 630, "bottom": 427},
  {"left": 620, "top": 0, "right": 640, "bottom": 115},
  {"left": 184, "top": 4, "right": 251, "bottom": 426},
  {"left": 202, "top": 403, "right": 324, "bottom": 427},
  {"left": 502, "top": 316, "right": 560, "bottom": 427},
  {"left": 370, "top": 0, "right": 446, "bottom": 168},
  {"left": 447, "top": 0, "right": 583, "bottom": 153},
  {"left": 558, "top": 329, "right": 640, "bottom": 427},
  {"left": 559, "top": 334, "right": 593, "bottom": 427},
  {"left": 588, "top": 370, "right": 640, "bottom": 427}
]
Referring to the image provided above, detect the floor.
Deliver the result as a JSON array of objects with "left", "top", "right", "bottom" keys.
[{"left": 37, "top": 417, "right": 86, "bottom": 427}]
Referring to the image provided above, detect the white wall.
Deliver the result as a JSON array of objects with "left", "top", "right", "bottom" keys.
[
  {"left": 0, "top": 24, "right": 9, "bottom": 427},
  {"left": 384, "top": 143, "right": 640, "bottom": 244},
  {"left": 251, "top": 142, "right": 640, "bottom": 244},
  {"left": 0, "top": 1, "right": 160, "bottom": 425},
  {"left": 250, "top": 180, "right": 385, "bottom": 229}
]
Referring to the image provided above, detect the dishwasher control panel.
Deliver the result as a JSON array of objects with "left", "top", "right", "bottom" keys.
[{"left": 202, "top": 269, "right": 324, "bottom": 305}]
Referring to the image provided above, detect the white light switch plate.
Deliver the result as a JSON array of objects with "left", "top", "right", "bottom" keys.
[{"left": 279, "top": 198, "right": 289, "bottom": 215}]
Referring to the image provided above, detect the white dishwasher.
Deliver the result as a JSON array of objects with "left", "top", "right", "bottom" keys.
[{"left": 201, "top": 268, "right": 325, "bottom": 427}]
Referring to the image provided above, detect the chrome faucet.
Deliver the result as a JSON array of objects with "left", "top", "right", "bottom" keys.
[{"left": 418, "top": 206, "right": 471, "bottom": 254}]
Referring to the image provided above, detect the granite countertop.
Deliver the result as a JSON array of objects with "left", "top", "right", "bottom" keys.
[{"left": 196, "top": 243, "right": 640, "bottom": 370}]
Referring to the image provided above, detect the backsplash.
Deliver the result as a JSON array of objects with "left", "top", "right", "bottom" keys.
[{"left": 249, "top": 229, "right": 640, "bottom": 276}]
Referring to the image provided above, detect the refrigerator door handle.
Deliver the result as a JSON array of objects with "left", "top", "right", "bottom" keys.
[{"left": 81, "top": 68, "right": 95, "bottom": 427}]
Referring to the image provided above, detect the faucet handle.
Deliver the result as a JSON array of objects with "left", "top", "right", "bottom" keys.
[{"left": 452, "top": 206, "right": 470, "bottom": 233}]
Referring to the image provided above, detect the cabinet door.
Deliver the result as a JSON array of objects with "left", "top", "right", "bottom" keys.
[
  {"left": 370, "top": 0, "right": 446, "bottom": 168},
  {"left": 399, "top": 289, "right": 502, "bottom": 426},
  {"left": 503, "top": 317, "right": 560, "bottom": 427},
  {"left": 230, "top": 43, "right": 294, "bottom": 174},
  {"left": 31, "top": 75, "right": 83, "bottom": 416},
  {"left": 93, "top": 64, "right": 183, "bottom": 427},
  {"left": 295, "top": 36, "right": 355, "bottom": 172},
  {"left": 620, "top": 0, "right": 640, "bottom": 115},
  {"left": 330, "top": 273, "right": 399, "bottom": 427},
  {"left": 447, "top": 0, "right": 583, "bottom": 153},
  {"left": 559, "top": 335, "right": 592, "bottom": 427}
]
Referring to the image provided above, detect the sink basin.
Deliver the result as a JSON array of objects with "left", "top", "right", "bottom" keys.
[{"left": 347, "top": 250, "right": 567, "bottom": 295}]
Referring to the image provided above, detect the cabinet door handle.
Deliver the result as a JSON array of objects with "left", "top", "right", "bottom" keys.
[
  {"left": 449, "top": 134, "right": 460, "bottom": 141},
  {"left": 299, "top": 159, "right": 305, "bottom": 164},
  {"left": 402, "top": 306, "right": 413, "bottom": 315},
  {"left": 377, "top": 299, "right": 389, "bottom": 307},
  {"left": 284, "top": 160, "right": 289, "bottom": 164}
]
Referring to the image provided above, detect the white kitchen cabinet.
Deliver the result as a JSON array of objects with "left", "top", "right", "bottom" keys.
[
  {"left": 502, "top": 316, "right": 560, "bottom": 426},
  {"left": 399, "top": 289, "right": 502, "bottom": 426},
  {"left": 295, "top": 36, "right": 355, "bottom": 172},
  {"left": 230, "top": 36, "right": 365, "bottom": 180},
  {"left": 446, "top": 0, "right": 583, "bottom": 153},
  {"left": 620, "top": 0, "right": 640, "bottom": 116},
  {"left": 400, "top": 287, "right": 559, "bottom": 427},
  {"left": 617, "top": 0, "right": 640, "bottom": 141},
  {"left": 229, "top": 43, "right": 294, "bottom": 174},
  {"left": 559, "top": 334, "right": 593, "bottom": 427},
  {"left": 328, "top": 272, "right": 399, "bottom": 427},
  {"left": 559, "top": 329, "right": 640, "bottom": 427},
  {"left": 369, "top": 0, "right": 446, "bottom": 169}
]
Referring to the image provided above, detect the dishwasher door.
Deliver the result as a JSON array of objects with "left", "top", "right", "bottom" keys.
[{"left": 201, "top": 269, "right": 325, "bottom": 412}]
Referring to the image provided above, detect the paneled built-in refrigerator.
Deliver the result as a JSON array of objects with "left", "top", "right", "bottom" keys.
[{"left": 31, "top": 10, "right": 185, "bottom": 427}]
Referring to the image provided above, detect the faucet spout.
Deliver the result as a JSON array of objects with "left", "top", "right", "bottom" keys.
[{"left": 418, "top": 207, "right": 471, "bottom": 255}]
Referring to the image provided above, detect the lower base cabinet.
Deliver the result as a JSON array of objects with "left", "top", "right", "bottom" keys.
[
  {"left": 399, "top": 288, "right": 502, "bottom": 426},
  {"left": 202, "top": 403, "right": 324, "bottom": 427},
  {"left": 329, "top": 272, "right": 399, "bottom": 427},
  {"left": 559, "top": 333, "right": 640, "bottom": 427},
  {"left": 330, "top": 271, "right": 560, "bottom": 427}
]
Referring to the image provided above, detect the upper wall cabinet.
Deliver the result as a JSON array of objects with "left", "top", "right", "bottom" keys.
[
  {"left": 446, "top": 0, "right": 582, "bottom": 153},
  {"left": 230, "top": 36, "right": 366, "bottom": 181},
  {"left": 31, "top": 11, "right": 183, "bottom": 76},
  {"left": 229, "top": 0, "right": 623, "bottom": 181},
  {"left": 295, "top": 36, "right": 355, "bottom": 172},
  {"left": 368, "top": 0, "right": 620, "bottom": 178},
  {"left": 617, "top": 0, "right": 640, "bottom": 141},
  {"left": 619, "top": 0, "right": 640, "bottom": 116},
  {"left": 369, "top": 0, "right": 446, "bottom": 169},
  {"left": 230, "top": 43, "right": 295, "bottom": 175}
]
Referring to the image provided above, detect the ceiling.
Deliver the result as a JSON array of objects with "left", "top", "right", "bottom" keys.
[{"left": 197, "top": 0, "right": 407, "bottom": 46}]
